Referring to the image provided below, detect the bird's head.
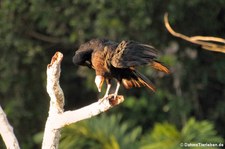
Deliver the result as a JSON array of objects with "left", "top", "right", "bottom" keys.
[{"left": 95, "top": 75, "right": 104, "bottom": 92}]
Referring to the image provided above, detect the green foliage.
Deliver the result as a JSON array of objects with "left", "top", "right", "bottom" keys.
[
  {"left": 141, "top": 123, "right": 180, "bottom": 149},
  {"left": 59, "top": 117, "right": 223, "bottom": 149},
  {"left": 59, "top": 114, "right": 142, "bottom": 149},
  {"left": 181, "top": 118, "right": 224, "bottom": 144},
  {"left": 140, "top": 118, "right": 224, "bottom": 149}
]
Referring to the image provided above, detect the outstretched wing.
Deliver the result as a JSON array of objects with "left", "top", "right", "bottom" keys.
[{"left": 111, "top": 40, "right": 158, "bottom": 68}]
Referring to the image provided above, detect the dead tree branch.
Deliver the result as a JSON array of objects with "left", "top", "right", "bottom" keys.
[
  {"left": 26, "top": 30, "right": 63, "bottom": 43},
  {"left": 0, "top": 106, "right": 20, "bottom": 149},
  {"left": 164, "top": 13, "right": 225, "bottom": 53},
  {"left": 42, "top": 52, "right": 124, "bottom": 149}
]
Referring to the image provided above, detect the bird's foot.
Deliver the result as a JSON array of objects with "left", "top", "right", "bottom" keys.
[
  {"left": 98, "top": 94, "right": 117, "bottom": 104},
  {"left": 98, "top": 96, "right": 108, "bottom": 103},
  {"left": 112, "top": 94, "right": 118, "bottom": 100},
  {"left": 108, "top": 94, "right": 124, "bottom": 106},
  {"left": 98, "top": 94, "right": 124, "bottom": 106}
]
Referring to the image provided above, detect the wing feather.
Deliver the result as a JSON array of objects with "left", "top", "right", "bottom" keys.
[
  {"left": 122, "top": 69, "right": 156, "bottom": 92},
  {"left": 111, "top": 40, "right": 158, "bottom": 68}
]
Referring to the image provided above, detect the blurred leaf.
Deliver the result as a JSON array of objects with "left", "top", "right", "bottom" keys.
[
  {"left": 60, "top": 114, "right": 142, "bottom": 149},
  {"left": 33, "top": 132, "right": 44, "bottom": 144},
  {"left": 140, "top": 118, "right": 224, "bottom": 149},
  {"left": 140, "top": 123, "right": 180, "bottom": 149}
]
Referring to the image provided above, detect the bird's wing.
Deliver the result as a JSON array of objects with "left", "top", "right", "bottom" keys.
[{"left": 111, "top": 40, "right": 158, "bottom": 68}]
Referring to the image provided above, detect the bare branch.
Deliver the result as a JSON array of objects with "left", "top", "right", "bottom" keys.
[
  {"left": 190, "top": 36, "right": 225, "bottom": 43},
  {"left": 42, "top": 52, "right": 124, "bottom": 149},
  {"left": 46, "top": 52, "right": 64, "bottom": 114},
  {"left": 51, "top": 95, "right": 124, "bottom": 129},
  {"left": 0, "top": 106, "right": 20, "bottom": 149},
  {"left": 164, "top": 13, "right": 225, "bottom": 53},
  {"left": 26, "top": 30, "right": 63, "bottom": 43}
]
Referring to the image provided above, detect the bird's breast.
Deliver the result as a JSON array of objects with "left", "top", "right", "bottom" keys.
[{"left": 91, "top": 51, "right": 110, "bottom": 76}]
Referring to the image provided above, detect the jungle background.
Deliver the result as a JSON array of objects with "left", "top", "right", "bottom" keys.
[{"left": 0, "top": 0, "right": 225, "bottom": 148}]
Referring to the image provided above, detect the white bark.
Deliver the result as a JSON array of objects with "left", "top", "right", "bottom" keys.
[
  {"left": 0, "top": 106, "right": 20, "bottom": 149},
  {"left": 42, "top": 52, "right": 124, "bottom": 149}
]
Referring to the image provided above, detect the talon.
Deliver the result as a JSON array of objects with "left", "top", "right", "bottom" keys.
[
  {"left": 113, "top": 95, "right": 117, "bottom": 100},
  {"left": 108, "top": 95, "right": 124, "bottom": 106},
  {"left": 106, "top": 94, "right": 117, "bottom": 101}
]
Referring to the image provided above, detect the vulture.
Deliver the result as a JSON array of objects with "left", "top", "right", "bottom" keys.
[{"left": 73, "top": 39, "right": 169, "bottom": 100}]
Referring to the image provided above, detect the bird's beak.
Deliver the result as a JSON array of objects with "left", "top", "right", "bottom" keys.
[{"left": 95, "top": 75, "right": 104, "bottom": 92}]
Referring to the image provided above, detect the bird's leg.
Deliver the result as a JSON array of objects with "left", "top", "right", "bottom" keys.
[
  {"left": 103, "top": 83, "right": 111, "bottom": 98},
  {"left": 113, "top": 81, "right": 121, "bottom": 100},
  {"left": 98, "top": 79, "right": 111, "bottom": 102}
]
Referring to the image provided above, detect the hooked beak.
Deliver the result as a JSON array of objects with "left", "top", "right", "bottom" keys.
[{"left": 95, "top": 75, "right": 104, "bottom": 92}]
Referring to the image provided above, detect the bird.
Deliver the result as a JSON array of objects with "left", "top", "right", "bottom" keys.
[{"left": 73, "top": 38, "right": 170, "bottom": 100}]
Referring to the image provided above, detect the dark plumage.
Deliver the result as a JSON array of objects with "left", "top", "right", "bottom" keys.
[{"left": 73, "top": 39, "right": 169, "bottom": 99}]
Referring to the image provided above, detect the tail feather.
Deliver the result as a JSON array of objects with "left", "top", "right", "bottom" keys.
[
  {"left": 151, "top": 61, "right": 170, "bottom": 74},
  {"left": 122, "top": 70, "right": 156, "bottom": 92}
]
